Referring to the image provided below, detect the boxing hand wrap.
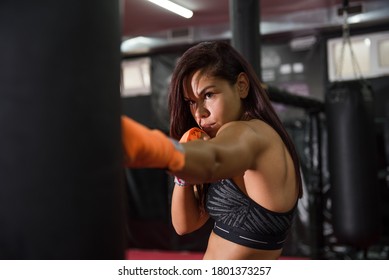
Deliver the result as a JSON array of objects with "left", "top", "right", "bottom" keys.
[
  {"left": 174, "top": 177, "right": 187, "bottom": 187},
  {"left": 174, "top": 127, "right": 206, "bottom": 187},
  {"left": 179, "top": 127, "right": 205, "bottom": 143},
  {"left": 121, "top": 116, "right": 184, "bottom": 172}
]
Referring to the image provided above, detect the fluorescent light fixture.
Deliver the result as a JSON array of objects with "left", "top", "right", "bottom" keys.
[
  {"left": 121, "top": 36, "right": 165, "bottom": 53},
  {"left": 147, "top": 0, "right": 193, "bottom": 18}
]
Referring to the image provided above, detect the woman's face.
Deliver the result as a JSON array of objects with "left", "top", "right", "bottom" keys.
[{"left": 183, "top": 70, "right": 249, "bottom": 138}]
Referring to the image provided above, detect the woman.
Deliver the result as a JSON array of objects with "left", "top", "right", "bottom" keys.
[
  {"left": 169, "top": 41, "right": 302, "bottom": 260},
  {"left": 121, "top": 41, "right": 302, "bottom": 260}
]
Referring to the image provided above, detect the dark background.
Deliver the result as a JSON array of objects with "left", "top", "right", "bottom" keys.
[{"left": 121, "top": 23, "right": 389, "bottom": 259}]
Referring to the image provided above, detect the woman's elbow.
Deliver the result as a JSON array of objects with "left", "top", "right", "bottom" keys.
[
  {"left": 172, "top": 221, "right": 193, "bottom": 235},
  {"left": 174, "top": 228, "right": 189, "bottom": 236}
]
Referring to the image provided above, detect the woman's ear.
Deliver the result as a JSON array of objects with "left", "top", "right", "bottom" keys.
[{"left": 236, "top": 72, "right": 249, "bottom": 98}]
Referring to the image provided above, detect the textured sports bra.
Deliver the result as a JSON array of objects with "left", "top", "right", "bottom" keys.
[{"left": 205, "top": 179, "right": 297, "bottom": 250}]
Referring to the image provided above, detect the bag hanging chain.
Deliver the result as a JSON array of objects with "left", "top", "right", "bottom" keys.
[{"left": 335, "top": 2, "right": 364, "bottom": 81}]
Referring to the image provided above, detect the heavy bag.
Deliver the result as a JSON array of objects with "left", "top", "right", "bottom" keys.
[
  {"left": 0, "top": 1, "right": 126, "bottom": 259},
  {"left": 325, "top": 80, "right": 381, "bottom": 248}
]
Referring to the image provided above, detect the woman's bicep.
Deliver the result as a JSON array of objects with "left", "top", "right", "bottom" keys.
[{"left": 179, "top": 122, "right": 267, "bottom": 182}]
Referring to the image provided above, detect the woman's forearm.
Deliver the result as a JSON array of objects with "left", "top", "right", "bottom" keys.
[{"left": 171, "top": 185, "right": 208, "bottom": 235}]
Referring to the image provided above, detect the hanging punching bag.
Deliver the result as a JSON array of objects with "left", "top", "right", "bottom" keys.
[
  {"left": 0, "top": 1, "right": 126, "bottom": 259},
  {"left": 326, "top": 80, "right": 381, "bottom": 248}
]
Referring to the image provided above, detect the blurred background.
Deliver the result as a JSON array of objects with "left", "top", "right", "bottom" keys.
[
  {"left": 1, "top": 0, "right": 388, "bottom": 260},
  {"left": 120, "top": 0, "right": 389, "bottom": 260}
]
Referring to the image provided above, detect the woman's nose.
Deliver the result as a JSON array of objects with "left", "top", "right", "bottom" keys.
[{"left": 194, "top": 104, "right": 209, "bottom": 119}]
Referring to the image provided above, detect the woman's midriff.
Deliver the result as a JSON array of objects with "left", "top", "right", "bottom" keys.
[{"left": 202, "top": 231, "right": 282, "bottom": 260}]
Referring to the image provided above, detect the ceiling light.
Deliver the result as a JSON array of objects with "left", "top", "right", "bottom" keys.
[
  {"left": 147, "top": 0, "right": 193, "bottom": 19},
  {"left": 121, "top": 36, "right": 165, "bottom": 53}
]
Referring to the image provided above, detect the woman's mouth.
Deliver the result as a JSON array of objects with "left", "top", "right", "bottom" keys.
[{"left": 200, "top": 123, "right": 216, "bottom": 135}]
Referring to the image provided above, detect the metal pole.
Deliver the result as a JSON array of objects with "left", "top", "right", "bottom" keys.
[{"left": 229, "top": 0, "right": 261, "bottom": 79}]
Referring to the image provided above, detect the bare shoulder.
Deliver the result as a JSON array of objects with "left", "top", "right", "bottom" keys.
[
  {"left": 217, "top": 119, "right": 271, "bottom": 135},
  {"left": 245, "top": 119, "right": 280, "bottom": 136},
  {"left": 218, "top": 119, "right": 282, "bottom": 146},
  {"left": 242, "top": 120, "right": 298, "bottom": 211},
  {"left": 214, "top": 120, "right": 283, "bottom": 171}
]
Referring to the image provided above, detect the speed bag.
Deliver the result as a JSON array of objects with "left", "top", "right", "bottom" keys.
[{"left": 325, "top": 80, "right": 381, "bottom": 248}]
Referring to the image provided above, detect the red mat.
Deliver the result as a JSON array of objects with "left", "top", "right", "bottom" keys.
[
  {"left": 125, "top": 249, "right": 308, "bottom": 260},
  {"left": 126, "top": 249, "right": 204, "bottom": 260}
]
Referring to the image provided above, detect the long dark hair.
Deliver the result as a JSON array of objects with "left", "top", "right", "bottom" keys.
[{"left": 168, "top": 41, "right": 302, "bottom": 198}]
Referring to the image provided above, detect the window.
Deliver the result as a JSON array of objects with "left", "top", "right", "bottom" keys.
[
  {"left": 121, "top": 57, "right": 151, "bottom": 97},
  {"left": 378, "top": 39, "right": 389, "bottom": 67},
  {"left": 327, "top": 31, "right": 389, "bottom": 81}
]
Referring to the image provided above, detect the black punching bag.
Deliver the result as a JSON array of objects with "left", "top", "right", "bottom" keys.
[
  {"left": 0, "top": 1, "right": 126, "bottom": 259},
  {"left": 326, "top": 80, "right": 381, "bottom": 248}
]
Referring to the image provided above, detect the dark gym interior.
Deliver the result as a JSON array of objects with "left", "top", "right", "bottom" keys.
[{"left": 0, "top": 0, "right": 388, "bottom": 260}]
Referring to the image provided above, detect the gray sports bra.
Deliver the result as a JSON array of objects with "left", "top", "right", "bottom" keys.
[{"left": 205, "top": 179, "right": 297, "bottom": 250}]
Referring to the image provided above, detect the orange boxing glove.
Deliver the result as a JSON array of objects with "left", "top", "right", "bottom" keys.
[
  {"left": 174, "top": 127, "right": 207, "bottom": 186},
  {"left": 179, "top": 127, "right": 207, "bottom": 143},
  {"left": 121, "top": 116, "right": 184, "bottom": 172}
]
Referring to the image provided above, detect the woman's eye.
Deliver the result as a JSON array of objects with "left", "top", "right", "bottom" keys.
[{"left": 205, "top": 92, "right": 213, "bottom": 99}]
